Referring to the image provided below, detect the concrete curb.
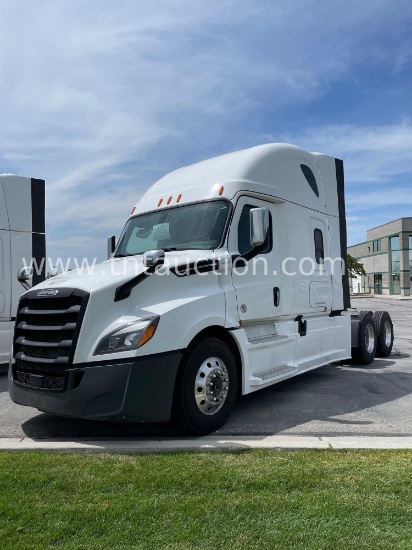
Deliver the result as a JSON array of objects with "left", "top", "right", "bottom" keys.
[
  {"left": 1, "top": 436, "right": 412, "bottom": 452},
  {"left": 350, "top": 295, "right": 412, "bottom": 301}
]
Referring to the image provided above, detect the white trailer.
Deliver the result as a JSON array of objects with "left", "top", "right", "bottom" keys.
[
  {"left": 8, "top": 145, "right": 393, "bottom": 434},
  {"left": 0, "top": 175, "right": 46, "bottom": 368}
]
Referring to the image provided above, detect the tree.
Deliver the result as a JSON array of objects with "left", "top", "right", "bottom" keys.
[{"left": 347, "top": 254, "right": 366, "bottom": 278}]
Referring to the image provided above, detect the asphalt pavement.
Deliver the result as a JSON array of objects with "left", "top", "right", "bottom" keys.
[{"left": 0, "top": 297, "right": 411, "bottom": 443}]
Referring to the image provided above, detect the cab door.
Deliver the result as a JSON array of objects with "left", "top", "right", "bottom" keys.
[
  {"left": 227, "top": 195, "right": 298, "bottom": 391},
  {"left": 228, "top": 196, "right": 282, "bottom": 323}
]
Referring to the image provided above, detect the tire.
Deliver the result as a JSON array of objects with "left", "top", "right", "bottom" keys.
[
  {"left": 359, "top": 310, "right": 373, "bottom": 322},
  {"left": 352, "top": 312, "right": 377, "bottom": 365},
  {"left": 373, "top": 311, "right": 394, "bottom": 357},
  {"left": 172, "top": 337, "right": 238, "bottom": 435}
]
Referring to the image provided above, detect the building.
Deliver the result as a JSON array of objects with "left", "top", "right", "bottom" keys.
[{"left": 348, "top": 218, "right": 412, "bottom": 296}]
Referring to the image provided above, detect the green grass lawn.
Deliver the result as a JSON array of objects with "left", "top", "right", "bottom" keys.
[{"left": 1, "top": 450, "right": 412, "bottom": 549}]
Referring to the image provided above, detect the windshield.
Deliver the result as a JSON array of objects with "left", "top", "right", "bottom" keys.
[{"left": 114, "top": 200, "right": 230, "bottom": 257}]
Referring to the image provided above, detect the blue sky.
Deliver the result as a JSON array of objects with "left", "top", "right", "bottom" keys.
[{"left": 1, "top": 0, "right": 412, "bottom": 264}]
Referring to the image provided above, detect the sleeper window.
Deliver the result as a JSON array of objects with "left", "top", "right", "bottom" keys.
[{"left": 314, "top": 229, "right": 324, "bottom": 264}]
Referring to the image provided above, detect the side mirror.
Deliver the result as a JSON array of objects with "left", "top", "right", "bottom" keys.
[
  {"left": 107, "top": 236, "right": 116, "bottom": 259},
  {"left": 17, "top": 267, "right": 33, "bottom": 291},
  {"left": 17, "top": 266, "right": 33, "bottom": 281},
  {"left": 250, "top": 207, "right": 269, "bottom": 247},
  {"left": 143, "top": 249, "right": 165, "bottom": 268}
]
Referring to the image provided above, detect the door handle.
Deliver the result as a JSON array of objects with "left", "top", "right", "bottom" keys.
[
  {"left": 273, "top": 287, "right": 280, "bottom": 307},
  {"left": 295, "top": 315, "right": 307, "bottom": 337}
]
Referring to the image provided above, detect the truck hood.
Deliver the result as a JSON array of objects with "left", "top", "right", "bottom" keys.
[
  {"left": 34, "top": 258, "right": 144, "bottom": 293},
  {"left": 33, "top": 251, "right": 225, "bottom": 294}
]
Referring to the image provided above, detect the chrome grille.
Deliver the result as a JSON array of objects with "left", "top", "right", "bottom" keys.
[{"left": 12, "top": 288, "right": 89, "bottom": 392}]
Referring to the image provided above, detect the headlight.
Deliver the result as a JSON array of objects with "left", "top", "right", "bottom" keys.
[{"left": 94, "top": 317, "right": 159, "bottom": 356}]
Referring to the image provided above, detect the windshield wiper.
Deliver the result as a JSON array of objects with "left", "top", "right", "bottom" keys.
[{"left": 115, "top": 247, "right": 185, "bottom": 258}]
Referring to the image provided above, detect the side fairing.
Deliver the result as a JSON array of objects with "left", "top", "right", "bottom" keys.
[{"left": 313, "top": 154, "right": 349, "bottom": 311}]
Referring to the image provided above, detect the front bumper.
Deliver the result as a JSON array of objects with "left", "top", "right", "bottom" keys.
[{"left": 8, "top": 351, "right": 183, "bottom": 423}]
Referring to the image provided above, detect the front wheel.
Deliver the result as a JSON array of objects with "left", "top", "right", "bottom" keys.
[{"left": 172, "top": 337, "right": 238, "bottom": 435}]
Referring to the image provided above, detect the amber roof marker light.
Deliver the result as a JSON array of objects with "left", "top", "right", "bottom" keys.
[
  {"left": 167, "top": 196, "right": 173, "bottom": 205},
  {"left": 176, "top": 194, "right": 182, "bottom": 203},
  {"left": 158, "top": 198, "right": 163, "bottom": 207},
  {"left": 218, "top": 186, "right": 224, "bottom": 196}
]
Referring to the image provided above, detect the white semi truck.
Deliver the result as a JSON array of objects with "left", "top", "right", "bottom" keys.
[
  {"left": 0, "top": 175, "right": 46, "bottom": 369},
  {"left": 8, "top": 144, "right": 393, "bottom": 434}
]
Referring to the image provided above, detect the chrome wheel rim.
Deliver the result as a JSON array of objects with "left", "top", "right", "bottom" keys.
[
  {"left": 384, "top": 320, "right": 392, "bottom": 347},
  {"left": 194, "top": 357, "right": 229, "bottom": 415},
  {"left": 365, "top": 323, "right": 375, "bottom": 354}
]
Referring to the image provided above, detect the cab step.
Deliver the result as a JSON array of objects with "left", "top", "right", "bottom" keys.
[{"left": 249, "top": 364, "right": 298, "bottom": 386}]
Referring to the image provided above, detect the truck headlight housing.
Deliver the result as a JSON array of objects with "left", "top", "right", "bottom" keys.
[{"left": 94, "top": 317, "right": 159, "bottom": 356}]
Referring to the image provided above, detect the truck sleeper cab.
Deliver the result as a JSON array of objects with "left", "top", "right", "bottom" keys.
[
  {"left": 0, "top": 175, "right": 45, "bottom": 369},
  {"left": 8, "top": 144, "right": 394, "bottom": 434}
]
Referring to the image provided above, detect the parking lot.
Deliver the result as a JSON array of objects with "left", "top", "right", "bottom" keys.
[{"left": 0, "top": 297, "right": 411, "bottom": 439}]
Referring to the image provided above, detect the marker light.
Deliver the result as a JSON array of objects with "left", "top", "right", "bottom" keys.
[
  {"left": 138, "top": 323, "right": 158, "bottom": 347},
  {"left": 131, "top": 206, "right": 136, "bottom": 215},
  {"left": 94, "top": 317, "right": 159, "bottom": 356},
  {"left": 167, "top": 196, "right": 172, "bottom": 205},
  {"left": 176, "top": 194, "right": 182, "bottom": 202},
  {"left": 218, "top": 186, "right": 224, "bottom": 195},
  {"left": 158, "top": 198, "right": 163, "bottom": 207}
]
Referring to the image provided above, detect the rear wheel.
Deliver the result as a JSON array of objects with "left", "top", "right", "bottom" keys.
[
  {"left": 359, "top": 310, "right": 373, "bottom": 322},
  {"left": 373, "top": 311, "right": 394, "bottom": 357},
  {"left": 173, "top": 337, "right": 238, "bottom": 435},
  {"left": 352, "top": 312, "right": 377, "bottom": 365}
]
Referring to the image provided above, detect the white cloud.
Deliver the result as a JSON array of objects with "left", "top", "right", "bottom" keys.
[
  {"left": 278, "top": 122, "right": 412, "bottom": 184},
  {"left": 346, "top": 187, "right": 412, "bottom": 210}
]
